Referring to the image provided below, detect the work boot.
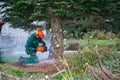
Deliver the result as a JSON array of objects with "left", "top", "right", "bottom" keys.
[{"left": 17, "top": 56, "right": 25, "bottom": 66}]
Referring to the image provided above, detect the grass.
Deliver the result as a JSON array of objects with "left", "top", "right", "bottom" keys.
[
  {"left": 53, "top": 43, "right": 120, "bottom": 80},
  {"left": 96, "top": 40, "right": 117, "bottom": 45},
  {"left": 0, "top": 64, "right": 45, "bottom": 79},
  {"left": 80, "top": 39, "right": 118, "bottom": 45},
  {"left": 51, "top": 72, "right": 91, "bottom": 80},
  {"left": 64, "top": 39, "right": 118, "bottom": 46}
]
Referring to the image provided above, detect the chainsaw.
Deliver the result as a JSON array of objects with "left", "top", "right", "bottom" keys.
[{"left": 37, "top": 41, "right": 47, "bottom": 52}]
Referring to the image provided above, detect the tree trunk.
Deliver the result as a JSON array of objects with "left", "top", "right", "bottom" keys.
[{"left": 49, "top": 16, "right": 64, "bottom": 59}]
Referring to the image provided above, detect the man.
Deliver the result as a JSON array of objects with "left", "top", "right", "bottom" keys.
[
  {"left": 17, "top": 28, "right": 47, "bottom": 65},
  {"left": 0, "top": 18, "right": 4, "bottom": 34}
]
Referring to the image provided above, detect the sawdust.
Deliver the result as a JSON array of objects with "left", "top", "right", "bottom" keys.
[{"left": 12, "top": 59, "right": 65, "bottom": 75}]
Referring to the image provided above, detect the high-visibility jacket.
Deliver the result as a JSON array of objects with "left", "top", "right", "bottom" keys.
[{"left": 25, "top": 33, "right": 43, "bottom": 55}]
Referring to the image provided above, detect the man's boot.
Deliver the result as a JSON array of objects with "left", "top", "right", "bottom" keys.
[{"left": 17, "top": 56, "right": 25, "bottom": 65}]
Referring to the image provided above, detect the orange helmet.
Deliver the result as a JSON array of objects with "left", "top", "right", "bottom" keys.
[{"left": 35, "top": 28, "right": 44, "bottom": 39}]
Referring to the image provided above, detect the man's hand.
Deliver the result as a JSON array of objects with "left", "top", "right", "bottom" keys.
[{"left": 36, "top": 46, "right": 45, "bottom": 52}]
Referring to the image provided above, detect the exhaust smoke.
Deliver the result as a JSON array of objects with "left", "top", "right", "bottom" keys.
[{"left": 0, "top": 24, "right": 52, "bottom": 63}]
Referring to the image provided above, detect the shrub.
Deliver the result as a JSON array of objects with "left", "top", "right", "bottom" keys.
[
  {"left": 83, "top": 30, "right": 118, "bottom": 40},
  {"left": 64, "top": 45, "right": 120, "bottom": 75},
  {"left": 105, "top": 32, "right": 118, "bottom": 39},
  {"left": 65, "top": 46, "right": 97, "bottom": 75}
]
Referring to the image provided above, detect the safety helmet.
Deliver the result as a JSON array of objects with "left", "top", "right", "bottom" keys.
[{"left": 35, "top": 28, "right": 44, "bottom": 39}]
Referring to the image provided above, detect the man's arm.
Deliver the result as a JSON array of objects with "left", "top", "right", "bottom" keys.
[{"left": 41, "top": 40, "right": 47, "bottom": 51}]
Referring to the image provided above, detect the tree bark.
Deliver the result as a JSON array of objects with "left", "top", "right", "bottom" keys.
[{"left": 49, "top": 16, "right": 64, "bottom": 59}]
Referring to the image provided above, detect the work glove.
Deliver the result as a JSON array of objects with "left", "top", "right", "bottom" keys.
[{"left": 36, "top": 46, "right": 45, "bottom": 52}]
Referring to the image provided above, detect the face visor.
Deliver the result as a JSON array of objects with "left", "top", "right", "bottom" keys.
[{"left": 35, "top": 29, "right": 44, "bottom": 39}]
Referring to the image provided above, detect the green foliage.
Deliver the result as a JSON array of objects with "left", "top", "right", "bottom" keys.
[
  {"left": 83, "top": 31, "right": 97, "bottom": 45},
  {"left": 83, "top": 30, "right": 119, "bottom": 40},
  {"left": 65, "top": 39, "right": 118, "bottom": 46},
  {"left": 0, "top": 65, "right": 45, "bottom": 79},
  {"left": 1, "top": 0, "right": 120, "bottom": 32},
  {"left": 64, "top": 25, "right": 87, "bottom": 39},
  {"left": 52, "top": 72, "right": 91, "bottom": 80},
  {"left": 5, "top": 66, "right": 28, "bottom": 77},
  {"left": 66, "top": 47, "right": 97, "bottom": 75},
  {"left": 29, "top": 13, "right": 45, "bottom": 20},
  {"left": 98, "top": 45, "right": 120, "bottom": 70},
  {"left": 65, "top": 44, "right": 119, "bottom": 73},
  {"left": 0, "top": 65, "right": 4, "bottom": 71},
  {"left": 53, "top": 44, "right": 120, "bottom": 80}
]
